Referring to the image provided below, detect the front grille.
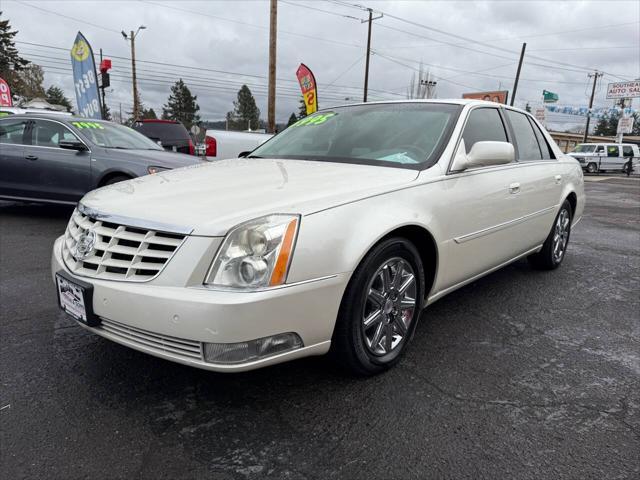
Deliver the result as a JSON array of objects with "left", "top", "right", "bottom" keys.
[
  {"left": 62, "top": 209, "right": 186, "bottom": 282},
  {"left": 99, "top": 318, "right": 203, "bottom": 361}
]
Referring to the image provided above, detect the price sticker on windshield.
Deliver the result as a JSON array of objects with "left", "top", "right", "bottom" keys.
[
  {"left": 71, "top": 121, "right": 104, "bottom": 129},
  {"left": 292, "top": 112, "right": 336, "bottom": 127}
]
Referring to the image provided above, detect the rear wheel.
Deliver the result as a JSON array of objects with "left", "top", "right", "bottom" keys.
[
  {"left": 586, "top": 162, "right": 598, "bottom": 174},
  {"left": 528, "top": 199, "right": 572, "bottom": 270},
  {"left": 331, "top": 238, "right": 425, "bottom": 376}
]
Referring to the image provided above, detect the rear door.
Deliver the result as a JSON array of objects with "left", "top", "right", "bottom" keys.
[
  {"left": 504, "top": 109, "right": 561, "bottom": 245},
  {"left": 0, "top": 117, "right": 31, "bottom": 199},
  {"left": 24, "top": 119, "right": 91, "bottom": 202}
]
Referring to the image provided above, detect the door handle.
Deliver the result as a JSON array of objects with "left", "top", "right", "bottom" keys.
[
  {"left": 554, "top": 174, "right": 562, "bottom": 184},
  {"left": 509, "top": 182, "right": 520, "bottom": 194},
  {"left": 25, "top": 155, "right": 38, "bottom": 161}
]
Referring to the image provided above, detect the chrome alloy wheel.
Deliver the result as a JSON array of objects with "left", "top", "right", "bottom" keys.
[
  {"left": 361, "top": 257, "right": 417, "bottom": 356},
  {"left": 552, "top": 208, "right": 570, "bottom": 263}
]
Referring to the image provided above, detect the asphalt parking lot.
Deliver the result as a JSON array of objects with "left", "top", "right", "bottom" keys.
[{"left": 1, "top": 177, "right": 639, "bottom": 480}]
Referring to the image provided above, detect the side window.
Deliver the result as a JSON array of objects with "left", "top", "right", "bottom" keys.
[
  {"left": 0, "top": 119, "right": 28, "bottom": 145},
  {"left": 595, "top": 146, "right": 605, "bottom": 154},
  {"left": 606, "top": 145, "right": 619, "bottom": 157},
  {"left": 528, "top": 117, "right": 554, "bottom": 160},
  {"left": 622, "top": 146, "right": 633, "bottom": 157},
  {"left": 461, "top": 108, "right": 507, "bottom": 153},
  {"left": 33, "top": 120, "right": 79, "bottom": 148},
  {"left": 505, "top": 110, "right": 542, "bottom": 161}
]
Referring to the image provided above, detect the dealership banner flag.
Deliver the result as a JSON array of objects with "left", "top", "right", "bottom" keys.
[
  {"left": 70, "top": 32, "right": 102, "bottom": 119},
  {"left": 0, "top": 77, "right": 13, "bottom": 106},
  {"left": 296, "top": 63, "right": 318, "bottom": 115}
]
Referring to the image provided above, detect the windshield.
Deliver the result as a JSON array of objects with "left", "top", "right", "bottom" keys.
[
  {"left": 573, "top": 144, "right": 596, "bottom": 153},
  {"left": 251, "top": 103, "right": 461, "bottom": 169},
  {"left": 71, "top": 121, "right": 163, "bottom": 150}
]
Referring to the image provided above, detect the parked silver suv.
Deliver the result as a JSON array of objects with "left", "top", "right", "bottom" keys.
[{"left": 0, "top": 114, "right": 201, "bottom": 204}]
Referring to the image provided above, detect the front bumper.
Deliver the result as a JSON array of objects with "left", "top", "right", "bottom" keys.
[{"left": 52, "top": 236, "right": 349, "bottom": 372}]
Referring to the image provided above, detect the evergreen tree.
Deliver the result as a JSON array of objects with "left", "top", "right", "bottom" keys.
[
  {"left": 298, "top": 96, "right": 307, "bottom": 119},
  {"left": 0, "top": 12, "right": 29, "bottom": 99},
  {"left": 162, "top": 79, "right": 200, "bottom": 129},
  {"left": 17, "top": 64, "right": 45, "bottom": 100},
  {"left": 287, "top": 113, "right": 298, "bottom": 127},
  {"left": 142, "top": 107, "right": 157, "bottom": 119},
  {"left": 227, "top": 85, "right": 260, "bottom": 130},
  {"left": 102, "top": 103, "right": 112, "bottom": 121},
  {"left": 45, "top": 85, "right": 73, "bottom": 112}
]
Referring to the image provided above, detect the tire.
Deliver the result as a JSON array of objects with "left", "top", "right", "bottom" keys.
[
  {"left": 586, "top": 162, "right": 598, "bottom": 174},
  {"left": 330, "top": 237, "right": 425, "bottom": 376},
  {"left": 102, "top": 175, "right": 131, "bottom": 186},
  {"left": 528, "top": 199, "right": 573, "bottom": 270}
]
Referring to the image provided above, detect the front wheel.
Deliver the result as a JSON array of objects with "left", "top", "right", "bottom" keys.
[
  {"left": 331, "top": 238, "right": 425, "bottom": 376},
  {"left": 528, "top": 199, "right": 572, "bottom": 270},
  {"left": 586, "top": 162, "right": 598, "bottom": 174}
]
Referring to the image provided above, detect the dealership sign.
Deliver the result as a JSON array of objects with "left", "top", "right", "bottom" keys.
[
  {"left": 296, "top": 63, "right": 318, "bottom": 115},
  {"left": 606, "top": 81, "right": 640, "bottom": 99},
  {"left": 617, "top": 116, "right": 634, "bottom": 134}
]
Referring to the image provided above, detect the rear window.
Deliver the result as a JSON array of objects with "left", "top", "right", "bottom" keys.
[{"left": 133, "top": 122, "right": 189, "bottom": 141}]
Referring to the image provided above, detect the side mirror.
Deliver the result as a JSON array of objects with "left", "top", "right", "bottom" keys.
[
  {"left": 452, "top": 140, "right": 514, "bottom": 171},
  {"left": 59, "top": 140, "right": 87, "bottom": 151}
]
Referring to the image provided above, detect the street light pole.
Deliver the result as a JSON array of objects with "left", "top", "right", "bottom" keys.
[{"left": 122, "top": 26, "right": 146, "bottom": 121}]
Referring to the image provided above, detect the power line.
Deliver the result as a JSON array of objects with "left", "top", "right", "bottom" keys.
[
  {"left": 328, "top": 0, "right": 634, "bottom": 79},
  {"left": 140, "top": 0, "right": 364, "bottom": 49},
  {"left": 14, "top": 0, "right": 122, "bottom": 34},
  {"left": 17, "top": 41, "right": 404, "bottom": 98}
]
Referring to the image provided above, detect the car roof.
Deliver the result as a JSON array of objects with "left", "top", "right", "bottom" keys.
[
  {"left": 0, "top": 113, "right": 112, "bottom": 123},
  {"left": 323, "top": 98, "right": 531, "bottom": 114}
]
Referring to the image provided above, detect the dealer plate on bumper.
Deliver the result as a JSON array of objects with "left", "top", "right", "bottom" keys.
[{"left": 55, "top": 272, "right": 100, "bottom": 326}]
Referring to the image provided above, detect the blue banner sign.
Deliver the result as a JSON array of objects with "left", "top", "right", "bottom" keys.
[{"left": 70, "top": 32, "right": 102, "bottom": 119}]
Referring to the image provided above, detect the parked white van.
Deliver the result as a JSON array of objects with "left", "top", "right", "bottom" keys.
[{"left": 568, "top": 143, "right": 639, "bottom": 173}]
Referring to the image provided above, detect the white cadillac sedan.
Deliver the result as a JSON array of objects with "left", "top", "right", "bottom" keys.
[{"left": 52, "top": 100, "right": 584, "bottom": 375}]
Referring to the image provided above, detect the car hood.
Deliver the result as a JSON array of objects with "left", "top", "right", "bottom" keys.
[
  {"left": 81, "top": 158, "right": 419, "bottom": 236},
  {"left": 101, "top": 148, "right": 200, "bottom": 168}
]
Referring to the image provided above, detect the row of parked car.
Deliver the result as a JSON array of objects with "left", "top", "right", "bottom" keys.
[{"left": 0, "top": 109, "right": 271, "bottom": 204}]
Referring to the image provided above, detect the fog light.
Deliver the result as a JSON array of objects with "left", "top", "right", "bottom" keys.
[{"left": 203, "top": 332, "right": 303, "bottom": 364}]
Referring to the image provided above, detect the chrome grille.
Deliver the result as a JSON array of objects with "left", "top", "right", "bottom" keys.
[
  {"left": 62, "top": 209, "right": 186, "bottom": 281},
  {"left": 99, "top": 318, "right": 203, "bottom": 360}
]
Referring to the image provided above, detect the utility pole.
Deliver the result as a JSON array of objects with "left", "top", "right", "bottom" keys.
[
  {"left": 121, "top": 26, "right": 146, "bottom": 121},
  {"left": 583, "top": 71, "right": 602, "bottom": 142},
  {"left": 267, "top": 0, "right": 277, "bottom": 133},
  {"left": 362, "top": 8, "right": 382, "bottom": 102},
  {"left": 510, "top": 43, "right": 526, "bottom": 106}
]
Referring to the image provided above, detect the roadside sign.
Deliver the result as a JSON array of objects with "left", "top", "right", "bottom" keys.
[
  {"left": 617, "top": 116, "right": 634, "bottom": 134},
  {"left": 534, "top": 107, "right": 545, "bottom": 123},
  {"left": 543, "top": 90, "right": 558, "bottom": 103},
  {"left": 606, "top": 81, "right": 640, "bottom": 99}
]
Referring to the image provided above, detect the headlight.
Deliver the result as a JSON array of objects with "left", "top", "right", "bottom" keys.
[
  {"left": 205, "top": 214, "right": 299, "bottom": 289},
  {"left": 147, "top": 166, "right": 170, "bottom": 174}
]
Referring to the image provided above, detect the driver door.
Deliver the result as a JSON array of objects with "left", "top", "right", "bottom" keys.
[{"left": 25, "top": 119, "right": 91, "bottom": 202}]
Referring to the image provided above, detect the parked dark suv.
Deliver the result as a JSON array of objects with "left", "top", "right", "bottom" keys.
[
  {"left": 132, "top": 119, "right": 196, "bottom": 155},
  {"left": 0, "top": 114, "right": 201, "bottom": 204}
]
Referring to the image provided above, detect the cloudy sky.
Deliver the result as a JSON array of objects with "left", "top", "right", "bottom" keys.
[{"left": 4, "top": 0, "right": 639, "bottom": 124}]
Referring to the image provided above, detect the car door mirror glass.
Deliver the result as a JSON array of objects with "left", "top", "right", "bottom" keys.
[
  {"left": 452, "top": 140, "right": 514, "bottom": 171},
  {"left": 59, "top": 140, "right": 87, "bottom": 151}
]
